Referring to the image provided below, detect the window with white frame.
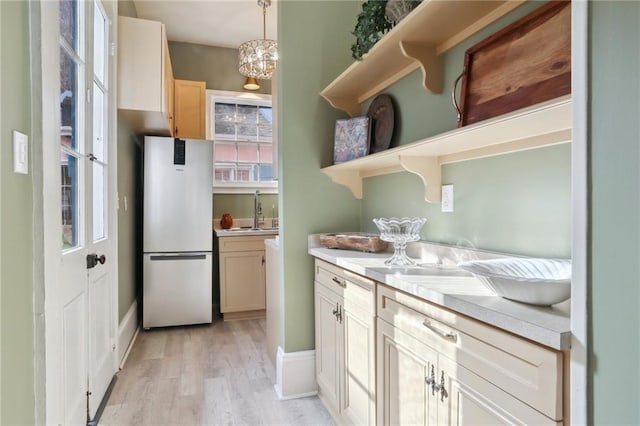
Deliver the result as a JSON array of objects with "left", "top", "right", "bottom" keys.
[{"left": 207, "top": 90, "right": 276, "bottom": 193}]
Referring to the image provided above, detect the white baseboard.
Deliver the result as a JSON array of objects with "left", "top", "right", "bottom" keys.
[
  {"left": 274, "top": 346, "right": 317, "bottom": 400},
  {"left": 118, "top": 300, "right": 139, "bottom": 368}
]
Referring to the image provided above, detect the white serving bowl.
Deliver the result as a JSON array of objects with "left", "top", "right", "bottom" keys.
[{"left": 457, "top": 258, "right": 571, "bottom": 306}]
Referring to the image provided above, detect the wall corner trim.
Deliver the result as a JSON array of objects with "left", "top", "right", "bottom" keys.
[
  {"left": 117, "top": 300, "right": 139, "bottom": 368},
  {"left": 274, "top": 346, "right": 317, "bottom": 400}
]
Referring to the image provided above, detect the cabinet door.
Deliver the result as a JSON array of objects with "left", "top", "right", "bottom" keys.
[
  {"left": 437, "top": 356, "right": 560, "bottom": 426},
  {"left": 174, "top": 79, "right": 206, "bottom": 139},
  {"left": 342, "top": 303, "right": 375, "bottom": 425},
  {"left": 377, "top": 319, "right": 439, "bottom": 426},
  {"left": 315, "top": 282, "right": 342, "bottom": 416},
  {"left": 219, "top": 250, "right": 265, "bottom": 312}
]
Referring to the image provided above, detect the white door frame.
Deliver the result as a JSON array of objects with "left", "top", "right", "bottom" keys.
[
  {"left": 571, "top": 1, "right": 589, "bottom": 425},
  {"left": 32, "top": 1, "right": 119, "bottom": 424}
]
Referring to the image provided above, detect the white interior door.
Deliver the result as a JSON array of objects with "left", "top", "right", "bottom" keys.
[{"left": 55, "top": 0, "right": 117, "bottom": 423}]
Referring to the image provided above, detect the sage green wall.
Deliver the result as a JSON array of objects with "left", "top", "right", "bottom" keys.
[
  {"left": 213, "top": 193, "right": 278, "bottom": 221},
  {"left": 0, "top": 1, "right": 35, "bottom": 424},
  {"left": 279, "top": 0, "right": 361, "bottom": 352},
  {"left": 362, "top": 144, "right": 571, "bottom": 257},
  {"left": 116, "top": 0, "right": 140, "bottom": 322},
  {"left": 168, "top": 41, "right": 272, "bottom": 95},
  {"left": 117, "top": 0, "right": 137, "bottom": 18},
  {"left": 590, "top": 2, "right": 640, "bottom": 423},
  {"left": 360, "top": 1, "right": 571, "bottom": 258},
  {"left": 116, "top": 119, "right": 142, "bottom": 321}
]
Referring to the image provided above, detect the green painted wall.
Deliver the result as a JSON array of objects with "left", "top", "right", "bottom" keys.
[
  {"left": 279, "top": 0, "right": 362, "bottom": 352},
  {"left": 360, "top": 1, "right": 571, "bottom": 258},
  {"left": 213, "top": 193, "right": 278, "bottom": 221},
  {"left": 362, "top": 144, "right": 571, "bottom": 257},
  {"left": 590, "top": 2, "right": 640, "bottom": 424},
  {"left": 0, "top": 1, "right": 35, "bottom": 424},
  {"left": 116, "top": 0, "right": 140, "bottom": 322},
  {"left": 169, "top": 41, "right": 272, "bottom": 95},
  {"left": 116, "top": 119, "right": 142, "bottom": 321},
  {"left": 117, "top": 0, "right": 137, "bottom": 18}
]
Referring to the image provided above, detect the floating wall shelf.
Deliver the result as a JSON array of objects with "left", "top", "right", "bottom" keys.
[
  {"left": 321, "top": 96, "right": 572, "bottom": 203},
  {"left": 320, "top": 0, "right": 526, "bottom": 116}
]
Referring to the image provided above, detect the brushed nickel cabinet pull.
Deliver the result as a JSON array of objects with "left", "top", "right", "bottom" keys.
[
  {"left": 422, "top": 319, "right": 457, "bottom": 343},
  {"left": 332, "top": 276, "right": 347, "bottom": 288}
]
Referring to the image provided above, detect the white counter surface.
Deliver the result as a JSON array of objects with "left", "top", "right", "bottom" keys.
[
  {"left": 215, "top": 228, "right": 279, "bottom": 237},
  {"left": 308, "top": 246, "right": 571, "bottom": 351}
]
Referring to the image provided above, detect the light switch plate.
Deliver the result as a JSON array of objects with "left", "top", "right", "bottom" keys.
[
  {"left": 13, "top": 130, "right": 29, "bottom": 174},
  {"left": 441, "top": 184, "right": 454, "bottom": 212}
]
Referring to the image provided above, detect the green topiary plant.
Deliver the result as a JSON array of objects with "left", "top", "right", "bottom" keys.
[{"left": 351, "top": 0, "right": 394, "bottom": 61}]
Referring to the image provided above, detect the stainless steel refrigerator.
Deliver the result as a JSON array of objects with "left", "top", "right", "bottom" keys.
[{"left": 143, "top": 136, "right": 213, "bottom": 328}]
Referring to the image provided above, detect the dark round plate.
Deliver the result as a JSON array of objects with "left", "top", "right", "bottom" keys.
[{"left": 367, "top": 94, "right": 395, "bottom": 153}]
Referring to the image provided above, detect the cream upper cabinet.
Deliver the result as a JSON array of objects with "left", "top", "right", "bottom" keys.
[
  {"left": 174, "top": 79, "right": 206, "bottom": 139},
  {"left": 314, "top": 260, "right": 376, "bottom": 425},
  {"left": 219, "top": 235, "right": 269, "bottom": 321},
  {"left": 117, "top": 16, "right": 173, "bottom": 135}
]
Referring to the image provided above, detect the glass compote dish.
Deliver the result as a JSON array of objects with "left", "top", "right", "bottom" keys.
[{"left": 373, "top": 217, "right": 427, "bottom": 266}]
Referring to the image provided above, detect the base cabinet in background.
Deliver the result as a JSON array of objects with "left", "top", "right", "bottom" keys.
[
  {"left": 219, "top": 235, "right": 271, "bottom": 320},
  {"left": 314, "top": 260, "right": 376, "bottom": 425}
]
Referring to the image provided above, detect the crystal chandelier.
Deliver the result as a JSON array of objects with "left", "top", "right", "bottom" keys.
[{"left": 239, "top": 0, "right": 278, "bottom": 80}]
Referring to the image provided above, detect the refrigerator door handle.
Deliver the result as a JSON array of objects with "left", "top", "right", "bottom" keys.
[{"left": 149, "top": 253, "right": 209, "bottom": 261}]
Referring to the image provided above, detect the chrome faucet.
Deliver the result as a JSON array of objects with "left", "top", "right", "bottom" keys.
[{"left": 254, "top": 190, "right": 262, "bottom": 229}]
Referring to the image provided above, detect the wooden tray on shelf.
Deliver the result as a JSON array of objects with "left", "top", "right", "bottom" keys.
[{"left": 456, "top": 0, "right": 571, "bottom": 127}]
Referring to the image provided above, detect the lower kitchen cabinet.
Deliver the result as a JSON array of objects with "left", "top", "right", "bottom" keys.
[
  {"left": 219, "top": 235, "right": 270, "bottom": 320},
  {"left": 312, "top": 259, "right": 565, "bottom": 425},
  {"left": 314, "top": 259, "right": 376, "bottom": 425},
  {"left": 377, "top": 284, "right": 563, "bottom": 425}
]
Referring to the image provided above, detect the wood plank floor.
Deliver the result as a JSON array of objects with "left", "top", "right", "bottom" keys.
[{"left": 101, "top": 319, "right": 335, "bottom": 426}]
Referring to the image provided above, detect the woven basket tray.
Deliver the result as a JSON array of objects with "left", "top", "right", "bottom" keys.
[{"left": 319, "top": 233, "right": 388, "bottom": 253}]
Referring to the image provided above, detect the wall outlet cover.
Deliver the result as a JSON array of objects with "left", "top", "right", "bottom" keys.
[
  {"left": 441, "top": 184, "right": 454, "bottom": 212},
  {"left": 13, "top": 130, "right": 29, "bottom": 174}
]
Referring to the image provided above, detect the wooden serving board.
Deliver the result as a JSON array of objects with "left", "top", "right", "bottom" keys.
[
  {"left": 319, "top": 233, "right": 389, "bottom": 253},
  {"left": 458, "top": 0, "right": 571, "bottom": 127}
]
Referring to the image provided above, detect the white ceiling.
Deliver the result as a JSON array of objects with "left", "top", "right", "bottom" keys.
[{"left": 133, "top": 0, "right": 278, "bottom": 49}]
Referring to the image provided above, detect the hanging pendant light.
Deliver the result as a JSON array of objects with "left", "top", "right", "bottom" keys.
[
  {"left": 243, "top": 76, "right": 260, "bottom": 91},
  {"left": 239, "top": 0, "right": 278, "bottom": 80}
]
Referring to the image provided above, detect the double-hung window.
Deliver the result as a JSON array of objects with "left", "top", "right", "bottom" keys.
[{"left": 207, "top": 90, "right": 276, "bottom": 193}]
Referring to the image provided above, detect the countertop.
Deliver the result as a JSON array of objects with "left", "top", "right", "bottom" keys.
[
  {"left": 215, "top": 227, "right": 279, "bottom": 237},
  {"left": 308, "top": 243, "right": 571, "bottom": 351}
]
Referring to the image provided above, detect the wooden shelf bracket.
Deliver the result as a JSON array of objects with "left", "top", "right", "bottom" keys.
[
  {"left": 399, "top": 41, "right": 443, "bottom": 94},
  {"left": 399, "top": 155, "right": 442, "bottom": 202},
  {"left": 322, "top": 169, "right": 363, "bottom": 199}
]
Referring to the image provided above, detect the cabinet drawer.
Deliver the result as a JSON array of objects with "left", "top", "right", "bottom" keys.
[
  {"left": 377, "top": 284, "right": 563, "bottom": 421},
  {"left": 219, "top": 235, "right": 269, "bottom": 252},
  {"left": 315, "top": 259, "right": 375, "bottom": 313}
]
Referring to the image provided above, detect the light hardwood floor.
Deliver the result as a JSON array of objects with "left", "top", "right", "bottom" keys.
[{"left": 101, "top": 319, "right": 334, "bottom": 426}]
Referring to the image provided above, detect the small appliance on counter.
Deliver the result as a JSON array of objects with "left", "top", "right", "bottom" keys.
[{"left": 143, "top": 136, "right": 213, "bottom": 328}]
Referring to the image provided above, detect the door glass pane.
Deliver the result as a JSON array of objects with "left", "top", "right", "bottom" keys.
[
  {"left": 59, "top": 0, "right": 78, "bottom": 50},
  {"left": 93, "top": 2, "right": 107, "bottom": 85},
  {"left": 93, "top": 162, "right": 105, "bottom": 241},
  {"left": 92, "top": 82, "right": 106, "bottom": 241},
  {"left": 60, "top": 48, "right": 79, "bottom": 150},
  {"left": 62, "top": 152, "right": 79, "bottom": 249},
  {"left": 92, "top": 83, "right": 105, "bottom": 160}
]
